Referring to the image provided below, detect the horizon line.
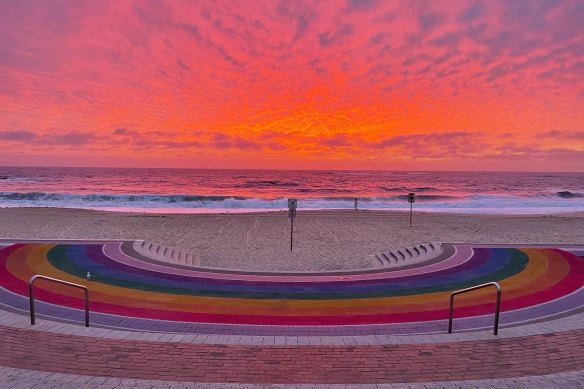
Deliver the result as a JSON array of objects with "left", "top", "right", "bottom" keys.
[{"left": 1, "top": 164, "right": 582, "bottom": 174}]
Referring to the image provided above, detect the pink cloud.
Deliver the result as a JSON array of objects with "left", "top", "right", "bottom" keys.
[{"left": 0, "top": 0, "right": 582, "bottom": 170}]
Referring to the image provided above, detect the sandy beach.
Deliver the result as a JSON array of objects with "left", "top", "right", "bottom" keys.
[{"left": 0, "top": 207, "right": 583, "bottom": 271}]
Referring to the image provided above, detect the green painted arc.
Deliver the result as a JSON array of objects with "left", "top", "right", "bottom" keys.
[{"left": 46, "top": 246, "right": 529, "bottom": 300}]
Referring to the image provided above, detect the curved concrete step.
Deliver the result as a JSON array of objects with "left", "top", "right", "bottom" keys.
[
  {"left": 369, "top": 254, "right": 384, "bottom": 268},
  {"left": 384, "top": 252, "right": 398, "bottom": 265},
  {"left": 133, "top": 240, "right": 199, "bottom": 267},
  {"left": 406, "top": 247, "right": 419, "bottom": 260},
  {"left": 391, "top": 249, "right": 405, "bottom": 262},
  {"left": 370, "top": 242, "right": 444, "bottom": 269}
]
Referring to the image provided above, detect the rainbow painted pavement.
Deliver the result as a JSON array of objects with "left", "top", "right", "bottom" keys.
[{"left": 0, "top": 240, "right": 583, "bottom": 336}]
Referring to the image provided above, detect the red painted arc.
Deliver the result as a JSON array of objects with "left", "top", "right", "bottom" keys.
[{"left": 0, "top": 244, "right": 583, "bottom": 325}]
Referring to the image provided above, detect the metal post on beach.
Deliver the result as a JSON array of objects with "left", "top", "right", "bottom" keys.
[
  {"left": 290, "top": 217, "right": 294, "bottom": 251},
  {"left": 288, "top": 198, "right": 297, "bottom": 251},
  {"left": 408, "top": 192, "right": 415, "bottom": 227}
]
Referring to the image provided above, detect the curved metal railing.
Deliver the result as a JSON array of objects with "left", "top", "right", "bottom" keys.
[
  {"left": 29, "top": 275, "right": 89, "bottom": 327},
  {"left": 448, "top": 282, "right": 501, "bottom": 335}
]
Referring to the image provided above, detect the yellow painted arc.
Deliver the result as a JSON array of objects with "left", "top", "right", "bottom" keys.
[{"left": 5, "top": 245, "right": 571, "bottom": 317}]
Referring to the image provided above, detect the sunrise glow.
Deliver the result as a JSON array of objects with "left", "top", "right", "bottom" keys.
[{"left": 0, "top": 0, "right": 582, "bottom": 171}]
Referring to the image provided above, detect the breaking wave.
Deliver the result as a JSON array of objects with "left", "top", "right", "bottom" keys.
[
  {"left": 1, "top": 191, "right": 583, "bottom": 214},
  {"left": 556, "top": 191, "right": 584, "bottom": 198},
  {"left": 238, "top": 180, "right": 300, "bottom": 188}
]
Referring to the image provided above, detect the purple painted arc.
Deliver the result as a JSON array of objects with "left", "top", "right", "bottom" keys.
[{"left": 0, "top": 241, "right": 583, "bottom": 333}]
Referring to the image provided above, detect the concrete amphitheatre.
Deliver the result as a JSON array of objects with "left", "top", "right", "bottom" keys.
[{"left": 0, "top": 239, "right": 583, "bottom": 388}]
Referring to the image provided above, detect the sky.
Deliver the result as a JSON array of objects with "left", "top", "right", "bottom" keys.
[{"left": 0, "top": 0, "right": 583, "bottom": 171}]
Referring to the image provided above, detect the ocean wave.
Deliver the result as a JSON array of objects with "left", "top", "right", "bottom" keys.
[
  {"left": 0, "top": 175, "right": 49, "bottom": 183},
  {"left": 295, "top": 188, "right": 353, "bottom": 194},
  {"left": 1, "top": 191, "right": 583, "bottom": 214},
  {"left": 0, "top": 192, "right": 62, "bottom": 200},
  {"left": 556, "top": 191, "right": 584, "bottom": 198},
  {"left": 380, "top": 186, "right": 439, "bottom": 192},
  {"left": 238, "top": 180, "right": 300, "bottom": 188},
  {"left": 322, "top": 196, "right": 362, "bottom": 201},
  {"left": 0, "top": 192, "right": 248, "bottom": 204},
  {"left": 417, "top": 195, "right": 458, "bottom": 201},
  {"left": 379, "top": 186, "right": 408, "bottom": 192},
  {"left": 333, "top": 171, "right": 376, "bottom": 176}
]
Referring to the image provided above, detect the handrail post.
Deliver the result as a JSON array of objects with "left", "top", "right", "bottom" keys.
[
  {"left": 448, "top": 282, "right": 501, "bottom": 335},
  {"left": 29, "top": 281, "right": 36, "bottom": 326},
  {"left": 84, "top": 288, "right": 90, "bottom": 327},
  {"left": 28, "top": 275, "right": 90, "bottom": 327},
  {"left": 493, "top": 285, "right": 501, "bottom": 335},
  {"left": 448, "top": 294, "right": 454, "bottom": 334}
]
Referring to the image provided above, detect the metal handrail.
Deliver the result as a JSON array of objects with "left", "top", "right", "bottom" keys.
[
  {"left": 448, "top": 282, "right": 501, "bottom": 335},
  {"left": 29, "top": 275, "right": 89, "bottom": 327}
]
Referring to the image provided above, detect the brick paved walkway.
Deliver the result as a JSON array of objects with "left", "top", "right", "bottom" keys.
[
  {"left": 1, "top": 366, "right": 583, "bottom": 388},
  {"left": 0, "top": 321, "right": 583, "bottom": 384},
  {"left": 1, "top": 240, "right": 583, "bottom": 386}
]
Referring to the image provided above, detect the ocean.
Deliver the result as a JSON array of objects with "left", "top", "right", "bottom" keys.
[{"left": 0, "top": 167, "right": 583, "bottom": 214}]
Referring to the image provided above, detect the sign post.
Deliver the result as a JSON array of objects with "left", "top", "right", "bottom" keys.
[
  {"left": 408, "top": 192, "right": 415, "bottom": 227},
  {"left": 288, "top": 198, "right": 297, "bottom": 251}
]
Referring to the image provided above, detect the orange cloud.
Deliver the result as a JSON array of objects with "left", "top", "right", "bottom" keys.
[{"left": 0, "top": 0, "right": 582, "bottom": 171}]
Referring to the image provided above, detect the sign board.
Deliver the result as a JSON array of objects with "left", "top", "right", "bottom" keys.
[
  {"left": 288, "top": 198, "right": 298, "bottom": 219},
  {"left": 408, "top": 193, "right": 415, "bottom": 203}
]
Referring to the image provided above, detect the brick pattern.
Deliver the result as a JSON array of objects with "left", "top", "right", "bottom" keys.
[
  {"left": 1, "top": 366, "right": 583, "bottom": 389},
  {"left": 0, "top": 324, "right": 583, "bottom": 384}
]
